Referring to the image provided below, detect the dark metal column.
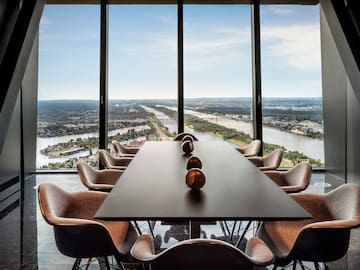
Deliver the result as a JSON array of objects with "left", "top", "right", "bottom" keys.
[
  {"left": 99, "top": 0, "right": 108, "bottom": 151},
  {"left": 251, "top": 0, "right": 263, "bottom": 155},
  {"left": 178, "top": 0, "right": 184, "bottom": 133}
]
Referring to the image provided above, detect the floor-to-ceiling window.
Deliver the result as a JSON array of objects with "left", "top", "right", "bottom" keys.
[
  {"left": 37, "top": 5, "right": 100, "bottom": 169},
  {"left": 108, "top": 5, "right": 177, "bottom": 148},
  {"left": 260, "top": 4, "right": 324, "bottom": 168},
  {"left": 36, "top": 2, "right": 325, "bottom": 170},
  {"left": 183, "top": 5, "right": 253, "bottom": 146}
]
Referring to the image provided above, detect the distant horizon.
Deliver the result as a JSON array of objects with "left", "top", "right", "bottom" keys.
[{"left": 38, "top": 96, "right": 323, "bottom": 102}]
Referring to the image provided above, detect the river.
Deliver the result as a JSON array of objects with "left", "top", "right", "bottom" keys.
[
  {"left": 36, "top": 125, "right": 150, "bottom": 168},
  {"left": 160, "top": 106, "right": 324, "bottom": 162},
  {"left": 37, "top": 106, "right": 324, "bottom": 168}
]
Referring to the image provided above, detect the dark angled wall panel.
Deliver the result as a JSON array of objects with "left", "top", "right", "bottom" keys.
[
  {"left": 0, "top": 92, "right": 21, "bottom": 269},
  {"left": 0, "top": 92, "right": 21, "bottom": 175},
  {"left": 21, "top": 32, "right": 38, "bottom": 176},
  {"left": 346, "top": 78, "right": 360, "bottom": 185},
  {"left": 320, "top": 8, "right": 347, "bottom": 180},
  {"left": 20, "top": 32, "right": 39, "bottom": 268}
]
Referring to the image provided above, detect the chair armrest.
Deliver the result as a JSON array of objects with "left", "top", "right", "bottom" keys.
[
  {"left": 247, "top": 157, "right": 264, "bottom": 167},
  {"left": 97, "top": 169, "right": 123, "bottom": 185},
  {"left": 112, "top": 157, "right": 133, "bottom": 166},
  {"left": 118, "top": 153, "right": 136, "bottom": 158},
  {"left": 290, "top": 193, "right": 331, "bottom": 218},
  {"left": 264, "top": 171, "right": 285, "bottom": 186},
  {"left": 236, "top": 147, "right": 245, "bottom": 154},
  {"left": 107, "top": 165, "right": 127, "bottom": 170},
  {"left": 245, "top": 237, "right": 274, "bottom": 265},
  {"left": 120, "top": 144, "right": 140, "bottom": 155},
  {"left": 259, "top": 166, "right": 275, "bottom": 171},
  {"left": 69, "top": 191, "right": 108, "bottom": 219},
  {"left": 124, "top": 147, "right": 139, "bottom": 155},
  {"left": 303, "top": 219, "right": 360, "bottom": 229},
  {"left": 130, "top": 234, "right": 156, "bottom": 261},
  {"left": 290, "top": 193, "right": 325, "bottom": 204},
  {"left": 87, "top": 184, "right": 114, "bottom": 192}
]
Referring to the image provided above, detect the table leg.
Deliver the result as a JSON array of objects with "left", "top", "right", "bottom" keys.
[{"left": 189, "top": 221, "right": 201, "bottom": 239}]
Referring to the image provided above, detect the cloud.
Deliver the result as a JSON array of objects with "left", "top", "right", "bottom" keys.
[
  {"left": 156, "top": 15, "right": 176, "bottom": 24},
  {"left": 268, "top": 7, "right": 295, "bottom": 15},
  {"left": 262, "top": 24, "right": 321, "bottom": 71},
  {"left": 40, "top": 16, "right": 50, "bottom": 26}
]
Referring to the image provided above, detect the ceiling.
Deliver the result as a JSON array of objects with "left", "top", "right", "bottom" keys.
[{"left": 46, "top": 0, "right": 319, "bottom": 5}]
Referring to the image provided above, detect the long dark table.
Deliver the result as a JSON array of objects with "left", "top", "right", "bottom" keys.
[{"left": 95, "top": 141, "right": 311, "bottom": 238}]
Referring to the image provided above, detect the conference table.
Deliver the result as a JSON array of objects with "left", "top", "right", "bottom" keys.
[{"left": 95, "top": 141, "right": 311, "bottom": 238}]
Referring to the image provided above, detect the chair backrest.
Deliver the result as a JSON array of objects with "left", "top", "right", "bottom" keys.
[
  {"left": 289, "top": 184, "right": 360, "bottom": 263},
  {"left": 283, "top": 162, "right": 312, "bottom": 190},
  {"left": 77, "top": 161, "right": 122, "bottom": 191},
  {"left": 263, "top": 149, "right": 283, "bottom": 169},
  {"left": 77, "top": 160, "right": 98, "bottom": 188},
  {"left": 38, "top": 182, "right": 70, "bottom": 225},
  {"left": 112, "top": 140, "right": 123, "bottom": 156},
  {"left": 173, "top": 132, "right": 199, "bottom": 141},
  {"left": 98, "top": 149, "right": 113, "bottom": 168},
  {"left": 37, "top": 182, "right": 121, "bottom": 258},
  {"left": 140, "top": 238, "right": 272, "bottom": 270},
  {"left": 243, "top": 140, "right": 261, "bottom": 157},
  {"left": 324, "top": 183, "right": 360, "bottom": 224}
]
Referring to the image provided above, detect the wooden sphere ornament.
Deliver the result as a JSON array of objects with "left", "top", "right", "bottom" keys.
[
  {"left": 186, "top": 156, "right": 202, "bottom": 170},
  {"left": 181, "top": 140, "right": 194, "bottom": 155},
  {"left": 186, "top": 169, "right": 206, "bottom": 190}
]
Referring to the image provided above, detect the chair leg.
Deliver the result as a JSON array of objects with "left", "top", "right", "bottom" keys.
[
  {"left": 72, "top": 258, "right": 81, "bottom": 270},
  {"left": 133, "top": 221, "right": 143, "bottom": 235},
  {"left": 271, "top": 265, "right": 278, "bottom": 270},
  {"left": 114, "top": 255, "right": 126, "bottom": 270},
  {"left": 219, "top": 221, "right": 228, "bottom": 237},
  {"left": 298, "top": 260, "right": 306, "bottom": 270},
  {"left": 230, "top": 221, "right": 237, "bottom": 243},
  {"left": 235, "top": 221, "right": 252, "bottom": 248},
  {"left": 292, "top": 260, "right": 297, "bottom": 270},
  {"left": 98, "top": 257, "right": 111, "bottom": 270},
  {"left": 147, "top": 220, "right": 156, "bottom": 238},
  {"left": 314, "top": 262, "right": 320, "bottom": 270}
]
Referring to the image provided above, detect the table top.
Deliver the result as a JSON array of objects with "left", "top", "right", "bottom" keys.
[{"left": 95, "top": 141, "right": 311, "bottom": 221}]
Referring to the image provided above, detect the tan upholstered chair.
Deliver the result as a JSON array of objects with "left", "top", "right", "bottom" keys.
[
  {"left": 112, "top": 140, "right": 137, "bottom": 157},
  {"left": 264, "top": 162, "right": 312, "bottom": 193},
  {"left": 37, "top": 182, "right": 138, "bottom": 270},
  {"left": 131, "top": 234, "right": 273, "bottom": 270},
  {"left": 77, "top": 160, "right": 123, "bottom": 192},
  {"left": 173, "top": 132, "right": 199, "bottom": 141},
  {"left": 236, "top": 140, "right": 261, "bottom": 157},
  {"left": 112, "top": 140, "right": 139, "bottom": 155},
  {"left": 257, "top": 183, "right": 360, "bottom": 269},
  {"left": 77, "top": 161, "right": 145, "bottom": 236},
  {"left": 247, "top": 149, "right": 283, "bottom": 171},
  {"left": 98, "top": 149, "right": 132, "bottom": 170}
]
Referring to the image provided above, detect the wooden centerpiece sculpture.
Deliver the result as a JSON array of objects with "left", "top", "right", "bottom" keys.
[
  {"left": 186, "top": 168, "right": 206, "bottom": 190},
  {"left": 181, "top": 136, "right": 194, "bottom": 155},
  {"left": 186, "top": 156, "right": 202, "bottom": 170}
]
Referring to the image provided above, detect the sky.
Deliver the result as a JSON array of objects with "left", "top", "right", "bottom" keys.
[{"left": 38, "top": 4, "right": 321, "bottom": 100}]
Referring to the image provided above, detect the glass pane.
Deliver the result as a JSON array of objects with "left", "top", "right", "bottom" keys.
[
  {"left": 108, "top": 5, "right": 177, "bottom": 150},
  {"left": 260, "top": 4, "right": 324, "bottom": 168},
  {"left": 37, "top": 5, "right": 100, "bottom": 170},
  {"left": 184, "top": 5, "right": 253, "bottom": 146}
]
